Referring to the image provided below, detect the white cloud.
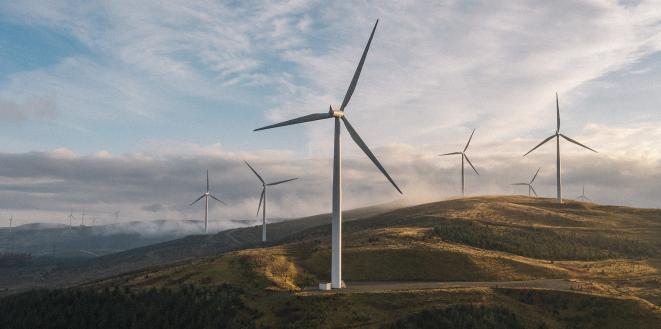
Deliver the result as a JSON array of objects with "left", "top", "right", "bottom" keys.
[
  {"left": 266, "top": 1, "right": 661, "bottom": 152},
  {"left": 0, "top": 96, "right": 57, "bottom": 122},
  {"left": 1, "top": 141, "right": 660, "bottom": 231}
]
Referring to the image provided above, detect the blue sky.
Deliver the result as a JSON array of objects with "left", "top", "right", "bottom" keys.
[{"left": 2, "top": 1, "right": 661, "bottom": 227}]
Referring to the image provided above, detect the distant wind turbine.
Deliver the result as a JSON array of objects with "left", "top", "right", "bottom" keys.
[
  {"left": 511, "top": 167, "right": 541, "bottom": 197},
  {"left": 576, "top": 185, "right": 591, "bottom": 202},
  {"left": 81, "top": 211, "right": 86, "bottom": 226},
  {"left": 68, "top": 211, "right": 75, "bottom": 229},
  {"left": 8, "top": 216, "right": 12, "bottom": 233},
  {"left": 244, "top": 161, "right": 298, "bottom": 242},
  {"left": 190, "top": 170, "right": 226, "bottom": 233},
  {"left": 254, "top": 19, "right": 402, "bottom": 289},
  {"left": 523, "top": 93, "right": 597, "bottom": 203},
  {"left": 439, "top": 129, "right": 479, "bottom": 196}
]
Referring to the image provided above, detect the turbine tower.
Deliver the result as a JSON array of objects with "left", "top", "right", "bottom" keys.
[
  {"left": 190, "top": 170, "right": 226, "bottom": 233},
  {"left": 576, "top": 184, "right": 591, "bottom": 202},
  {"left": 254, "top": 19, "right": 402, "bottom": 289},
  {"left": 244, "top": 161, "right": 298, "bottom": 242},
  {"left": 524, "top": 93, "right": 597, "bottom": 203},
  {"left": 439, "top": 129, "right": 479, "bottom": 196},
  {"left": 8, "top": 216, "right": 12, "bottom": 233},
  {"left": 511, "top": 167, "right": 541, "bottom": 197}
]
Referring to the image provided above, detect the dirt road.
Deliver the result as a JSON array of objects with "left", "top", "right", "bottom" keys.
[{"left": 306, "top": 279, "right": 573, "bottom": 293}]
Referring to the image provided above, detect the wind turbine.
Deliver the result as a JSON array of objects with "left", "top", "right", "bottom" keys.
[
  {"left": 439, "top": 129, "right": 479, "bottom": 196},
  {"left": 576, "top": 184, "right": 591, "bottom": 202},
  {"left": 81, "top": 211, "right": 85, "bottom": 227},
  {"left": 8, "top": 216, "right": 12, "bottom": 233},
  {"left": 190, "top": 170, "right": 226, "bottom": 233},
  {"left": 244, "top": 161, "right": 298, "bottom": 242},
  {"left": 254, "top": 19, "right": 402, "bottom": 289},
  {"left": 523, "top": 93, "right": 597, "bottom": 203},
  {"left": 511, "top": 167, "right": 541, "bottom": 197},
  {"left": 68, "top": 211, "right": 75, "bottom": 229}
]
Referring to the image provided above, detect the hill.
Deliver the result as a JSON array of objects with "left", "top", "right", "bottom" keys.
[
  {"left": 0, "top": 219, "right": 217, "bottom": 259},
  {"left": 0, "top": 201, "right": 399, "bottom": 295},
  {"left": 2, "top": 196, "right": 661, "bottom": 328}
]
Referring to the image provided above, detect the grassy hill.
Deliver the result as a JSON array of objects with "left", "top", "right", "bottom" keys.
[
  {"left": 3, "top": 196, "right": 661, "bottom": 328},
  {"left": 0, "top": 201, "right": 399, "bottom": 296}
]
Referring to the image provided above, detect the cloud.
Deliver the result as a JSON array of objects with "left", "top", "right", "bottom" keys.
[
  {"left": 1, "top": 1, "right": 661, "bottom": 229},
  {"left": 1, "top": 141, "right": 661, "bottom": 231},
  {"left": 142, "top": 203, "right": 165, "bottom": 213},
  {"left": 0, "top": 97, "right": 57, "bottom": 123},
  {"left": 1, "top": 1, "right": 661, "bottom": 151},
  {"left": 266, "top": 1, "right": 661, "bottom": 153}
]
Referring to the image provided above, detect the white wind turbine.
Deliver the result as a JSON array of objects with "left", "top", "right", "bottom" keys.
[
  {"left": 439, "top": 129, "right": 479, "bottom": 196},
  {"left": 8, "top": 216, "right": 12, "bottom": 233},
  {"left": 190, "top": 170, "right": 226, "bottom": 233},
  {"left": 244, "top": 161, "right": 298, "bottom": 242},
  {"left": 68, "top": 211, "right": 75, "bottom": 229},
  {"left": 254, "top": 19, "right": 402, "bottom": 289},
  {"left": 524, "top": 93, "right": 597, "bottom": 203},
  {"left": 511, "top": 167, "right": 541, "bottom": 197},
  {"left": 576, "top": 184, "right": 591, "bottom": 202}
]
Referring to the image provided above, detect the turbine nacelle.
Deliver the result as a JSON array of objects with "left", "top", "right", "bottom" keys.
[{"left": 329, "top": 105, "right": 344, "bottom": 118}]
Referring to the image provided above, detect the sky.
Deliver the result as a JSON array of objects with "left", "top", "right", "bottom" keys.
[{"left": 1, "top": 0, "right": 661, "bottom": 230}]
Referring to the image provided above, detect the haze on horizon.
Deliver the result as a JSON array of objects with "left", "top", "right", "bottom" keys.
[{"left": 2, "top": 0, "right": 661, "bottom": 228}]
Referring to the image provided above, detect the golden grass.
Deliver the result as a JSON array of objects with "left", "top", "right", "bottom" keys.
[{"left": 86, "top": 195, "right": 661, "bottom": 327}]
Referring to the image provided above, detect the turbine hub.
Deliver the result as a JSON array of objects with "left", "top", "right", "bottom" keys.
[{"left": 329, "top": 105, "right": 344, "bottom": 118}]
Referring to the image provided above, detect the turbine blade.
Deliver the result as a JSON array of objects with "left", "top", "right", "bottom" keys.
[
  {"left": 341, "top": 116, "right": 402, "bottom": 194},
  {"left": 511, "top": 183, "right": 529, "bottom": 186},
  {"left": 206, "top": 170, "right": 210, "bottom": 192},
  {"left": 559, "top": 134, "right": 597, "bottom": 153},
  {"left": 267, "top": 178, "right": 298, "bottom": 186},
  {"left": 463, "top": 154, "right": 479, "bottom": 175},
  {"left": 254, "top": 112, "right": 332, "bottom": 131},
  {"left": 439, "top": 152, "right": 462, "bottom": 156},
  {"left": 244, "top": 161, "right": 264, "bottom": 183},
  {"left": 523, "top": 135, "right": 556, "bottom": 157},
  {"left": 189, "top": 195, "right": 205, "bottom": 206},
  {"left": 530, "top": 167, "right": 541, "bottom": 184},
  {"left": 463, "top": 128, "right": 475, "bottom": 152},
  {"left": 209, "top": 194, "right": 227, "bottom": 205},
  {"left": 256, "top": 189, "right": 265, "bottom": 217},
  {"left": 340, "top": 19, "right": 379, "bottom": 112},
  {"left": 556, "top": 92, "right": 560, "bottom": 133},
  {"left": 530, "top": 185, "right": 538, "bottom": 197}
]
